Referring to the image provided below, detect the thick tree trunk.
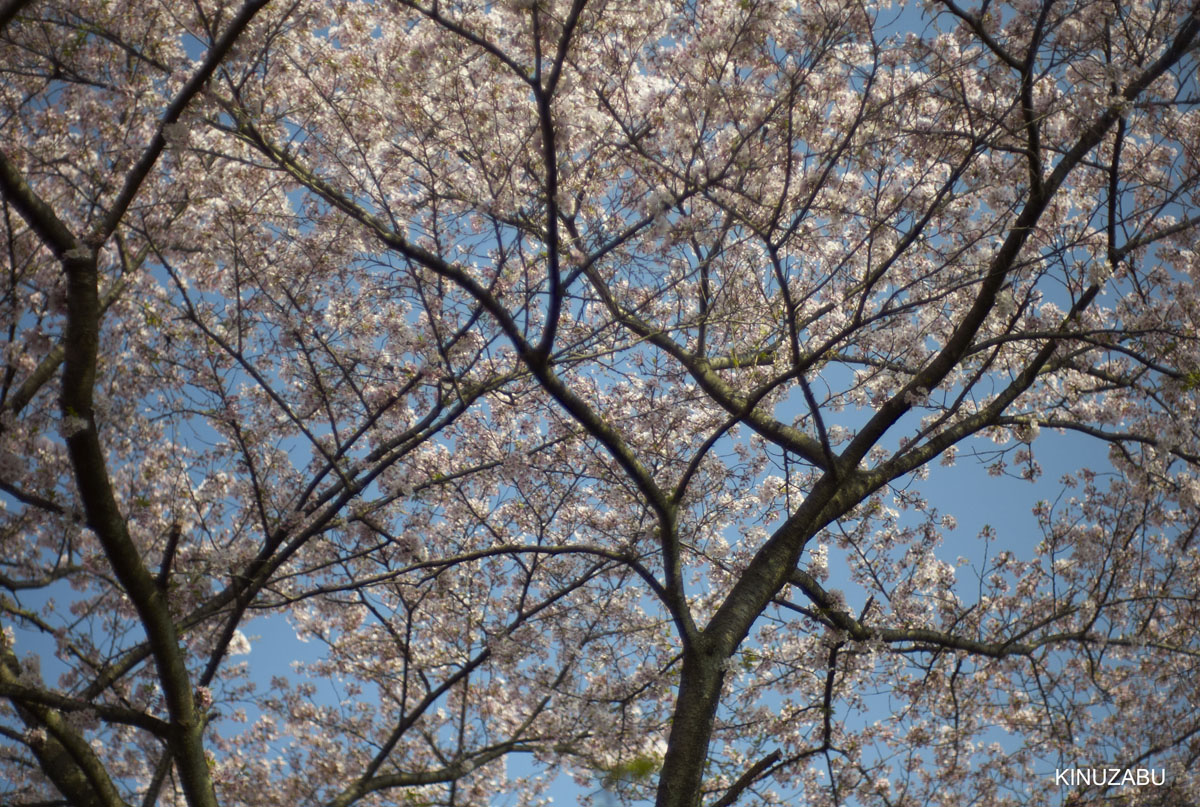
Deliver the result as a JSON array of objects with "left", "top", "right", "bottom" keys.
[{"left": 655, "top": 647, "right": 726, "bottom": 807}]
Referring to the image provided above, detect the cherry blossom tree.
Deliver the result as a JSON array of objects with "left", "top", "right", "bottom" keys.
[{"left": 3, "top": 0, "right": 1200, "bottom": 806}]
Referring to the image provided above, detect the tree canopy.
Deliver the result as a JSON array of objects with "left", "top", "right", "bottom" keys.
[{"left": 2, "top": 0, "right": 1200, "bottom": 805}]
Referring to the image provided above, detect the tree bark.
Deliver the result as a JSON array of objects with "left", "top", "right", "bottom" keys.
[{"left": 656, "top": 647, "right": 726, "bottom": 807}]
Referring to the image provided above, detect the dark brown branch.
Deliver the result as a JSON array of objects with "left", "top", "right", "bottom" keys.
[{"left": 709, "top": 750, "right": 781, "bottom": 807}]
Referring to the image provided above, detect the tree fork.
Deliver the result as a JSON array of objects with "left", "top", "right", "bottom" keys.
[{"left": 60, "top": 252, "right": 218, "bottom": 807}]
